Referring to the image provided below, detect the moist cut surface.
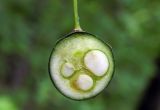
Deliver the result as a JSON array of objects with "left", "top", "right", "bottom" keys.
[{"left": 49, "top": 32, "right": 114, "bottom": 100}]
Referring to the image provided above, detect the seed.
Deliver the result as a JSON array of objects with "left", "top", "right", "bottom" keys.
[
  {"left": 84, "top": 50, "right": 109, "bottom": 77},
  {"left": 61, "top": 63, "right": 74, "bottom": 78},
  {"left": 76, "top": 74, "right": 93, "bottom": 91}
]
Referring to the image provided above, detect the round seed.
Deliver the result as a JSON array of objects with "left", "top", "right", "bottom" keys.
[
  {"left": 61, "top": 63, "right": 74, "bottom": 78},
  {"left": 76, "top": 74, "right": 93, "bottom": 91},
  {"left": 84, "top": 50, "right": 109, "bottom": 77}
]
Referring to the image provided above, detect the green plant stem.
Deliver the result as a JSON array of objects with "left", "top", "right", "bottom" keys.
[{"left": 73, "top": 0, "right": 82, "bottom": 31}]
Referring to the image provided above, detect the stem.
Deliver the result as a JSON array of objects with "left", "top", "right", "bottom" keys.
[{"left": 73, "top": 0, "right": 82, "bottom": 31}]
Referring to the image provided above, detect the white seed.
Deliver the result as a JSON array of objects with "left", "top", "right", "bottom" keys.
[
  {"left": 61, "top": 63, "right": 74, "bottom": 78},
  {"left": 76, "top": 74, "right": 93, "bottom": 91},
  {"left": 84, "top": 50, "right": 109, "bottom": 77}
]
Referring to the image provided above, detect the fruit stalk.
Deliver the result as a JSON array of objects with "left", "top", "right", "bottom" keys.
[{"left": 73, "top": 0, "right": 82, "bottom": 31}]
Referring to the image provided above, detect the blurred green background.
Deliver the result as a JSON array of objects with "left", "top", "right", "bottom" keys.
[{"left": 0, "top": 0, "right": 160, "bottom": 110}]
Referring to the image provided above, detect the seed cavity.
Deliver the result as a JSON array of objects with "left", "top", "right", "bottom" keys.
[
  {"left": 84, "top": 50, "right": 109, "bottom": 77},
  {"left": 76, "top": 74, "right": 93, "bottom": 91},
  {"left": 61, "top": 62, "right": 75, "bottom": 78}
]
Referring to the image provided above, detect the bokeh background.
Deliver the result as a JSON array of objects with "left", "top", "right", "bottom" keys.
[{"left": 0, "top": 0, "right": 160, "bottom": 110}]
